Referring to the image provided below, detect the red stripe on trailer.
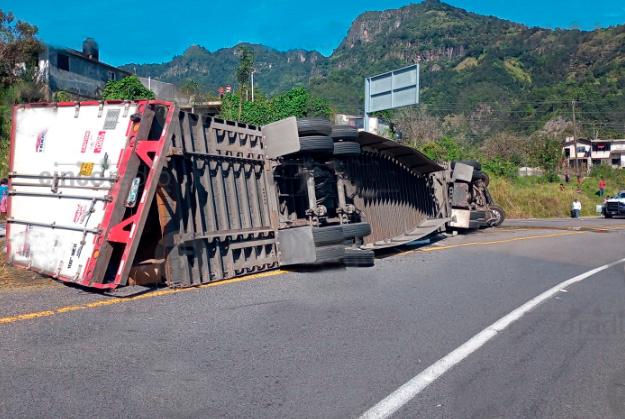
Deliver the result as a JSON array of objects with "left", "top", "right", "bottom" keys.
[
  {"left": 116, "top": 148, "right": 124, "bottom": 166},
  {"left": 5, "top": 105, "right": 18, "bottom": 260},
  {"left": 55, "top": 101, "right": 77, "bottom": 107}
]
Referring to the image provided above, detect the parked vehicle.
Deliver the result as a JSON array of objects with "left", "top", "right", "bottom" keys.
[
  {"left": 602, "top": 191, "right": 625, "bottom": 218},
  {"left": 6, "top": 101, "right": 504, "bottom": 290}
]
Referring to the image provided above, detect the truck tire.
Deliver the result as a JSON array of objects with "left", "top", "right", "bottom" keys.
[
  {"left": 297, "top": 118, "right": 332, "bottom": 136},
  {"left": 489, "top": 205, "right": 506, "bottom": 227},
  {"left": 344, "top": 248, "right": 375, "bottom": 267},
  {"left": 473, "top": 171, "right": 490, "bottom": 187},
  {"left": 314, "top": 244, "right": 345, "bottom": 264},
  {"left": 331, "top": 125, "right": 359, "bottom": 140},
  {"left": 333, "top": 141, "right": 361, "bottom": 157},
  {"left": 605, "top": 213, "right": 613, "bottom": 219},
  {"left": 312, "top": 225, "right": 344, "bottom": 245},
  {"left": 342, "top": 222, "right": 372, "bottom": 239},
  {"left": 298, "top": 135, "right": 334, "bottom": 154}
]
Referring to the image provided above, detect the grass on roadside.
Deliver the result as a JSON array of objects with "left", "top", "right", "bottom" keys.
[{"left": 489, "top": 175, "right": 616, "bottom": 219}]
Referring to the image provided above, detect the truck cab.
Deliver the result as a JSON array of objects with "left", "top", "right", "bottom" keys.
[{"left": 603, "top": 191, "right": 625, "bottom": 218}]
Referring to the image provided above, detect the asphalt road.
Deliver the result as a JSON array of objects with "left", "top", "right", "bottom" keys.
[{"left": 1, "top": 219, "right": 625, "bottom": 418}]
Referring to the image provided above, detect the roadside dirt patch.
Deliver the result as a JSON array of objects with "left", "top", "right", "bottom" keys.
[{"left": 0, "top": 249, "right": 56, "bottom": 290}]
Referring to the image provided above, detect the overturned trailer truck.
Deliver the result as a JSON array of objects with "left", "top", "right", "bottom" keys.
[{"left": 6, "top": 101, "right": 503, "bottom": 290}]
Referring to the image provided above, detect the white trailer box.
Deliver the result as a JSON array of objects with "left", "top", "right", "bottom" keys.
[{"left": 7, "top": 101, "right": 175, "bottom": 289}]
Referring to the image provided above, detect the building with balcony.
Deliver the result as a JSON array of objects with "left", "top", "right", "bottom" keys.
[{"left": 563, "top": 137, "right": 625, "bottom": 170}]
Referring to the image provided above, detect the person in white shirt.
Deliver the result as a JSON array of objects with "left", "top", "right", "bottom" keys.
[{"left": 571, "top": 199, "right": 581, "bottom": 218}]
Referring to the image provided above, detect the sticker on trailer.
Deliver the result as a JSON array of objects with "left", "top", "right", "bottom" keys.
[
  {"left": 94, "top": 131, "right": 105, "bottom": 153},
  {"left": 79, "top": 162, "right": 94, "bottom": 176},
  {"left": 67, "top": 243, "right": 78, "bottom": 269},
  {"left": 126, "top": 177, "right": 141, "bottom": 207},
  {"left": 81, "top": 131, "right": 91, "bottom": 153},
  {"left": 103, "top": 109, "right": 120, "bottom": 130},
  {"left": 73, "top": 204, "right": 87, "bottom": 224},
  {"left": 35, "top": 129, "right": 48, "bottom": 153}
]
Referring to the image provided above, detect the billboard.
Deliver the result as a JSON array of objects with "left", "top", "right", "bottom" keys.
[{"left": 365, "top": 64, "right": 420, "bottom": 114}]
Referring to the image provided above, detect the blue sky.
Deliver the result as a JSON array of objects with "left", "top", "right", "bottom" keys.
[{"left": 3, "top": 0, "right": 625, "bottom": 65}]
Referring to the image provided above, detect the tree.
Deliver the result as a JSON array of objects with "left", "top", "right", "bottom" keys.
[
  {"left": 0, "top": 10, "right": 43, "bottom": 176},
  {"left": 219, "top": 87, "right": 332, "bottom": 126},
  {"left": 180, "top": 79, "right": 199, "bottom": 102},
  {"left": 235, "top": 46, "right": 254, "bottom": 119},
  {"left": 392, "top": 107, "right": 443, "bottom": 146},
  {"left": 528, "top": 135, "right": 563, "bottom": 180},
  {"left": 480, "top": 132, "right": 527, "bottom": 165},
  {"left": 102, "top": 75, "right": 155, "bottom": 100},
  {"left": 419, "top": 137, "right": 463, "bottom": 162},
  {"left": 0, "top": 10, "right": 41, "bottom": 88},
  {"left": 235, "top": 46, "right": 254, "bottom": 94},
  {"left": 468, "top": 103, "right": 502, "bottom": 138},
  {"left": 271, "top": 87, "right": 332, "bottom": 120}
]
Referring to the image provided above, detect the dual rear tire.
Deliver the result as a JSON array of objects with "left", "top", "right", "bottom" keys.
[
  {"left": 296, "top": 119, "right": 361, "bottom": 158},
  {"left": 311, "top": 223, "right": 374, "bottom": 267}
]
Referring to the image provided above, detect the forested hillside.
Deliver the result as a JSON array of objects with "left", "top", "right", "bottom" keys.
[{"left": 124, "top": 0, "right": 625, "bottom": 139}]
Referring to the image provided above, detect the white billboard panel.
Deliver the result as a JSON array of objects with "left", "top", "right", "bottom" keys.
[{"left": 365, "top": 64, "right": 420, "bottom": 113}]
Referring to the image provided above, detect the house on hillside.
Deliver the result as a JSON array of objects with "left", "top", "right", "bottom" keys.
[
  {"left": 37, "top": 39, "right": 220, "bottom": 112},
  {"left": 38, "top": 38, "right": 130, "bottom": 100},
  {"left": 562, "top": 136, "right": 625, "bottom": 170},
  {"left": 589, "top": 138, "right": 625, "bottom": 167}
]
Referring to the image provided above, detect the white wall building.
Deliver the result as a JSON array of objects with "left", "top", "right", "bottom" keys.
[{"left": 563, "top": 136, "right": 625, "bottom": 170}]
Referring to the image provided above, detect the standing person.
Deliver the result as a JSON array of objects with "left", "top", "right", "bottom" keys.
[
  {"left": 571, "top": 198, "right": 582, "bottom": 218},
  {"left": 599, "top": 178, "right": 606, "bottom": 197},
  {"left": 576, "top": 175, "right": 583, "bottom": 193},
  {"left": 0, "top": 178, "right": 8, "bottom": 215},
  {"left": 564, "top": 170, "right": 570, "bottom": 183}
]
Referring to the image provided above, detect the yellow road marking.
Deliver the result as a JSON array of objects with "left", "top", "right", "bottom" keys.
[
  {"left": 0, "top": 227, "right": 613, "bottom": 326},
  {"left": 0, "top": 269, "right": 287, "bottom": 326},
  {"left": 417, "top": 231, "right": 585, "bottom": 253}
]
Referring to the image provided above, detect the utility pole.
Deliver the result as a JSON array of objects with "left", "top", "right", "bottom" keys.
[
  {"left": 572, "top": 100, "right": 579, "bottom": 177},
  {"left": 250, "top": 70, "right": 255, "bottom": 102}
]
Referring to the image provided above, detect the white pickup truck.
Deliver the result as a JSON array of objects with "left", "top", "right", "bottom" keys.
[{"left": 603, "top": 191, "right": 625, "bottom": 218}]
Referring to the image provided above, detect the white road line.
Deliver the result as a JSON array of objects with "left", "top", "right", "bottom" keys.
[{"left": 360, "top": 257, "right": 625, "bottom": 419}]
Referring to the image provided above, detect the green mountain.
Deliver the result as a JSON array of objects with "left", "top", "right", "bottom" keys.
[
  {"left": 123, "top": 43, "right": 326, "bottom": 99},
  {"left": 124, "top": 0, "right": 625, "bottom": 137}
]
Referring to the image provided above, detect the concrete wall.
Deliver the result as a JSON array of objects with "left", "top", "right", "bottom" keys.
[{"left": 139, "top": 77, "right": 191, "bottom": 107}]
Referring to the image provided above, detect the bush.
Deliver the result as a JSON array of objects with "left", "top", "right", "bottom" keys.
[
  {"left": 102, "top": 76, "right": 155, "bottom": 100},
  {"left": 482, "top": 158, "right": 518, "bottom": 178},
  {"left": 529, "top": 136, "right": 562, "bottom": 180},
  {"left": 219, "top": 87, "right": 332, "bottom": 126},
  {"left": 590, "top": 164, "right": 625, "bottom": 184},
  {"left": 418, "top": 136, "right": 463, "bottom": 162}
]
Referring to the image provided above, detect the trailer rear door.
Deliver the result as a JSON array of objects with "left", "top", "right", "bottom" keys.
[{"left": 8, "top": 103, "right": 138, "bottom": 282}]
